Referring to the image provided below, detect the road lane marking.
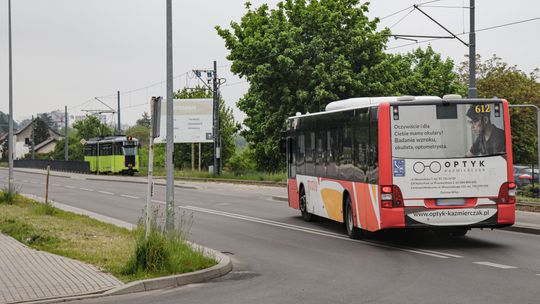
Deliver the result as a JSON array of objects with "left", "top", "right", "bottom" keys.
[
  {"left": 79, "top": 188, "right": 94, "bottom": 192},
  {"left": 98, "top": 191, "right": 114, "bottom": 195},
  {"left": 152, "top": 202, "right": 455, "bottom": 259},
  {"left": 52, "top": 184, "right": 61, "bottom": 187},
  {"left": 473, "top": 262, "right": 517, "bottom": 269},
  {"left": 65, "top": 185, "right": 75, "bottom": 189},
  {"left": 120, "top": 194, "right": 140, "bottom": 199}
]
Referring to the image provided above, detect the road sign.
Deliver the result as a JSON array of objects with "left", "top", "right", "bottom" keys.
[{"left": 79, "top": 139, "right": 87, "bottom": 145}]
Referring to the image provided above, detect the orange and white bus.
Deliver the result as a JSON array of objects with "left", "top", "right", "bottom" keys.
[{"left": 283, "top": 96, "right": 515, "bottom": 238}]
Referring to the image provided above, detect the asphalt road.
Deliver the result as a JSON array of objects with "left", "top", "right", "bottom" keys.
[{"left": 2, "top": 169, "right": 540, "bottom": 304}]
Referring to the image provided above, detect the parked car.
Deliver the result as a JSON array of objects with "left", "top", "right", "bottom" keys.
[{"left": 514, "top": 165, "right": 539, "bottom": 187}]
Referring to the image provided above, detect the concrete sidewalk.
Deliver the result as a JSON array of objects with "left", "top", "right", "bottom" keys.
[{"left": 0, "top": 234, "right": 122, "bottom": 304}]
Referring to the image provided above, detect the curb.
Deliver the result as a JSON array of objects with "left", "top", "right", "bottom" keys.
[
  {"left": 503, "top": 225, "right": 540, "bottom": 235},
  {"left": 106, "top": 246, "right": 232, "bottom": 296},
  {"left": 16, "top": 194, "right": 233, "bottom": 303},
  {"left": 85, "top": 177, "right": 199, "bottom": 190},
  {"left": 272, "top": 195, "right": 288, "bottom": 202},
  {"left": 168, "top": 176, "right": 286, "bottom": 188}
]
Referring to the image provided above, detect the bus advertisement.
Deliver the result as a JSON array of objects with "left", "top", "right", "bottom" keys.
[{"left": 284, "top": 96, "right": 515, "bottom": 238}]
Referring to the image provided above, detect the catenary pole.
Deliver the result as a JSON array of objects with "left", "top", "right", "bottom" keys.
[
  {"left": 165, "top": 0, "right": 175, "bottom": 230},
  {"left": 31, "top": 115, "right": 35, "bottom": 160},
  {"left": 212, "top": 61, "right": 220, "bottom": 175},
  {"left": 65, "top": 106, "right": 68, "bottom": 160},
  {"left": 117, "top": 91, "right": 121, "bottom": 133},
  {"left": 468, "top": 0, "right": 477, "bottom": 98},
  {"left": 8, "top": 0, "right": 14, "bottom": 193}
]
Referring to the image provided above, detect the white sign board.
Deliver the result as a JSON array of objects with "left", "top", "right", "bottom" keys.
[{"left": 154, "top": 98, "right": 213, "bottom": 144}]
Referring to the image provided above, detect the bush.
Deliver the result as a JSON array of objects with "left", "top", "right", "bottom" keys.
[
  {"left": 226, "top": 147, "right": 256, "bottom": 176},
  {"left": 122, "top": 210, "right": 214, "bottom": 277},
  {"left": 517, "top": 184, "right": 539, "bottom": 198},
  {"left": 0, "top": 187, "right": 19, "bottom": 204},
  {"left": 33, "top": 202, "right": 58, "bottom": 216}
]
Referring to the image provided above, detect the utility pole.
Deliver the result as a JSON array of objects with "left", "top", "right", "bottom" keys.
[
  {"left": 31, "top": 115, "right": 35, "bottom": 160},
  {"left": 8, "top": 0, "right": 14, "bottom": 193},
  {"left": 212, "top": 61, "right": 221, "bottom": 176},
  {"left": 165, "top": 0, "right": 175, "bottom": 231},
  {"left": 468, "top": 0, "right": 477, "bottom": 98},
  {"left": 117, "top": 91, "right": 121, "bottom": 133},
  {"left": 65, "top": 106, "right": 68, "bottom": 160}
]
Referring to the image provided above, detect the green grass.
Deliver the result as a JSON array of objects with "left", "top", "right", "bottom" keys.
[
  {"left": 0, "top": 194, "right": 216, "bottom": 282},
  {"left": 138, "top": 167, "right": 286, "bottom": 183}
]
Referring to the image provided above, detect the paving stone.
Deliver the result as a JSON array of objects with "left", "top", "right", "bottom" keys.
[{"left": 0, "top": 234, "right": 122, "bottom": 304}]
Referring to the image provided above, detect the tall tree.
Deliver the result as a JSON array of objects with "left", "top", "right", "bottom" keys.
[
  {"left": 459, "top": 55, "right": 540, "bottom": 164},
  {"left": 33, "top": 117, "right": 50, "bottom": 145},
  {"left": 217, "top": 0, "right": 390, "bottom": 171},
  {"left": 72, "top": 115, "right": 113, "bottom": 141},
  {"left": 136, "top": 112, "right": 151, "bottom": 128}
]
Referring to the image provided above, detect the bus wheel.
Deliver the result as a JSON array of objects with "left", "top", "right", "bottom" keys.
[
  {"left": 345, "top": 196, "right": 362, "bottom": 239},
  {"left": 299, "top": 187, "right": 313, "bottom": 222}
]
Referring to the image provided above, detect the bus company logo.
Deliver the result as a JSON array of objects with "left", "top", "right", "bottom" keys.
[
  {"left": 413, "top": 161, "right": 442, "bottom": 174},
  {"left": 393, "top": 159, "right": 406, "bottom": 177}
]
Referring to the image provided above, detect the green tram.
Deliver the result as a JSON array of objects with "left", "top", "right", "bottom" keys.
[{"left": 84, "top": 136, "right": 140, "bottom": 175}]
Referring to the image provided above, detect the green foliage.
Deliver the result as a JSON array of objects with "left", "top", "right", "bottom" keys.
[
  {"left": 122, "top": 211, "right": 215, "bottom": 277},
  {"left": 34, "top": 118, "right": 50, "bottom": 146},
  {"left": 217, "top": 1, "right": 462, "bottom": 171},
  {"left": 73, "top": 115, "right": 113, "bottom": 141},
  {"left": 374, "top": 47, "right": 466, "bottom": 97},
  {"left": 33, "top": 202, "right": 58, "bottom": 216},
  {"left": 0, "top": 218, "right": 59, "bottom": 246},
  {"left": 136, "top": 112, "right": 151, "bottom": 128},
  {"left": 226, "top": 147, "right": 257, "bottom": 176},
  {"left": 48, "top": 132, "right": 84, "bottom": 161},
  {"left": 126, "top": 125, "right": 150, "bottom": 148},
  {"left": 0, "top": 189, "right": 17, "bottom": 204},
  {"left": 459, "top": 55, "right": 540, "bottom": 164},
  {"left": 517, "top": 184, "right": 539, "bottom": 198}
]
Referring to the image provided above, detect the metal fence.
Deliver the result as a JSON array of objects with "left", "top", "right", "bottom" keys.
[{"left": 14, "top": 159, "right": 90, "bottom": 174}]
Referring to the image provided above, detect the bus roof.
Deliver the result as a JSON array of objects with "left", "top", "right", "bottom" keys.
[{"left": 288, "top": 96, "right": 442, "bottom": 120}]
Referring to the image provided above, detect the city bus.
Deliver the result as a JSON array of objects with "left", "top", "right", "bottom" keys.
[
  {"left": 283, "top": 95, "right": 515, "bottom": 238},
  {"left": 84, "top": 136, "right": 140, "bottom": 175}
]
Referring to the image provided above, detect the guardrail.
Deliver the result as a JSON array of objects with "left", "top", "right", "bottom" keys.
[{"left": 14, "top": 159, "right": 90, "bottom": 174}]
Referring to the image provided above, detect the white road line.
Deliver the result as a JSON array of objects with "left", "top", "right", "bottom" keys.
[
  {"left": 98, "top": 191, "right": 114, "bottom": 195},
  {"left": 173, "top": 204, "right": 454, "bottom": 259},
  {"left": 52, "top": 184, "right": 61, "bottom": 187},
  {"left": 79, "top": 188, "right": 94, "bottom": 192},
  {"left": 473, "top": 262, "right": 517, "bottom": 269},
  {"left": 120, "top": 194, "right": 140, "bottom": 199},
  {"left": 65, "top": 185, "right": 75, "bottom": 189}
]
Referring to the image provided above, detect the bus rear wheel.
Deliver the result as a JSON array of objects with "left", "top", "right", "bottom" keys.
[
  {"left": 299, "top": 187, "right": 313, "bottom": 222},
  {"left": 344, "top": 196, "right": 363, "bottom": 239}
]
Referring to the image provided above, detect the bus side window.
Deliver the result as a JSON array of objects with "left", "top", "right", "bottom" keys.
[
  {"left": 368, "top": 107, "right": 379, "bottom": 184},
  {"left": 296, "top": 133, "right": 305, "bottom": 175}
]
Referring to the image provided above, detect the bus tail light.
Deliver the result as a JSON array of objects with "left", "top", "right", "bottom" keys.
[
  {"left": 498, "top": 182, "right": 516, "bottom": 204},
  {"left": 381, "top": 185, "right": 404, "bottom": 208}
]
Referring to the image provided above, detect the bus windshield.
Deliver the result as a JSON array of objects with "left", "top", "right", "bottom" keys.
[{"left": 391, "top": 103, "right": 505, "bottom": 159}]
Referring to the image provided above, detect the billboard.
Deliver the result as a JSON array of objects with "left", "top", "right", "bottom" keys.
[{"left": 154, "top": 98, "right": 213, "bottom": 144}]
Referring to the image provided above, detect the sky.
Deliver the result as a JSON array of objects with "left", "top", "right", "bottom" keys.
[{"left": 0, "top": 0, "right": 539, "bottom": 127}]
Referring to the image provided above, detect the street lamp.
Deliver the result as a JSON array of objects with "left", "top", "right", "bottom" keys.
[{"left": 509, "top": 104, "right": 540, "bottom": 197}]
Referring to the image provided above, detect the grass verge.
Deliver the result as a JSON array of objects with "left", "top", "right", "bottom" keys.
[
  {"left": 138, "top": 167, "right": 286, "bottom": 183},
  {"left": 0, "top": 194, "right": 216, "bottom": 282}
]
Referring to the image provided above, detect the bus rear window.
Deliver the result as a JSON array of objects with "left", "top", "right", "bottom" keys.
[{"left": 391, "top": 103, "right": 505, "bottom": 159}]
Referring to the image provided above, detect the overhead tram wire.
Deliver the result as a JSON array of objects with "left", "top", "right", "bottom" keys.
[
  {"left": 379, "top": 0, "right": 440, "bottom": 21},
  {"left": 387, "top": 15, "right": 540, "bottom": 50}
]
